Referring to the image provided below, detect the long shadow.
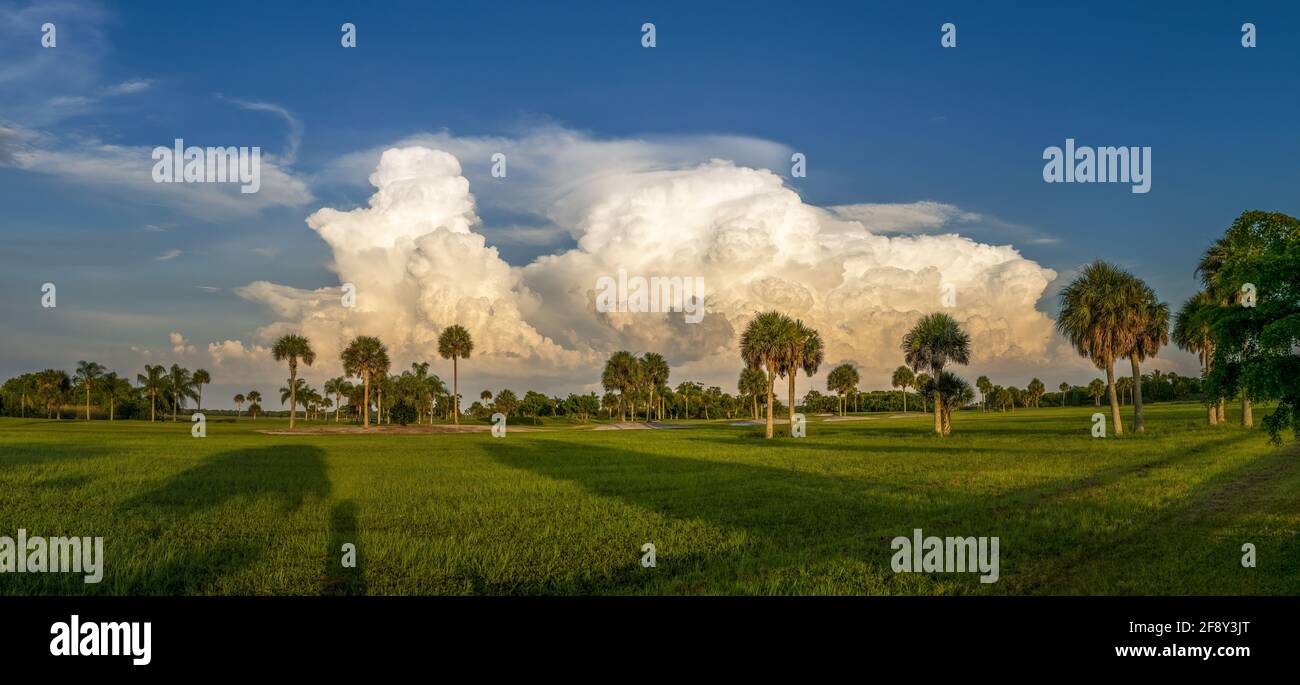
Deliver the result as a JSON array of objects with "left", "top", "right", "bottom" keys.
[
  {"left": 0, "top": 441, "right": 111, "bottom": 471},
  {"left": 480, "top": 437, "right": 1083, "bottom": 590},
  {"left": 321, "top": 500, "right": 367, "bottom": 596},
  {"left": 113, "top": 445, "right": 331, "bottom": 594},
  {"left": 483, "top": 429, "right": 1272, "bottom": 594}
]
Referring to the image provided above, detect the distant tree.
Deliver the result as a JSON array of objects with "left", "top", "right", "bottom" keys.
[
  {"left": 892, "top": 366, "right": 916, "bottom": 413},
  {"left": 1173, "top": 291, "right": 1218, "bottom": 425},
  {"left": 437, "top": 325, "right": 474, "bottom": 425},
  {"left": 324, "top": 377, "right": 351, "bottom": 423},
  {"left": 1027, "top": 378, "right": 1045, "bottom": 408},
  {"left": 738, "top": 367, "right": 767, "bottom": 420},
  {"left": 1088, "top": 379, "right": 1106, "bottom": 407},
  {"left": 641, "top": 352, "right": 670, "bottom": 422},
  {"left": 741, "top": 311, "right": 796, "bottom": 438},
  {"left": 341, "top": 336, "right": 390, "bottom": 428},
  {"left": 73, "top": 361, "right": 105, "bottom": 420},
  {"left": 166, "top": 364, "right": 196, "bottom": 422},
  {"left": 603, "top": 351, "right": 640, "bottom": 421},
  {"left": 976, "top": 375, "right": 992, "bottom": 412},
  {"left": 233, "top": 393, "right": 246, "bottom": 416},
  {"left": 494, "top": 389, "right": 519, "bottom": 416},
  {"left": 826, "top": 364, "right": 860, "bottom": 416},
  {"left": 902, "top": 312, "right": 971, "bottom": 436},
  {"left": 246, "top": 391, "right": 262, "bottom": 420},
  {"left": 271, "top": 334, "right": 315, "bottom": 430},
  {"left": 100, "top": 372, "right": 133, "bottom": 421},
  {"left": 1058, "top": 382, "right": 1070, "bottom": 406},
  {"left": 777, "top": 321, "right": 824, "bottom": 429},
  {"left": 192, "top": 368, "right": 211, "bottom": 411},
  {"left": 35, "top": 369, "right": 71, "bottom": 419}
]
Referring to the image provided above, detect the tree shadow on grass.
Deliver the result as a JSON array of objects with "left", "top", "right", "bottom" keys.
[
  {"left": 320, "top": 500, "right": 367, "bottom": 596},
  {"left": 113, "top": 445, "right": 331, "bottom": 595},
  {"left": 0, "top": 442, "right": 111, "bottom": 471},
  {"left": 482, "top": 430, "right": 1277, "bottom": 594}
]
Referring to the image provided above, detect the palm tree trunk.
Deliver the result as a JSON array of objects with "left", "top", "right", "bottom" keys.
[
  {"left": 363, "top": 372, "right": 370, "bottom": 428},
  {"left": 85, "top": 386, "right": 91, "bottom": 421},
  {"left": 1129, "top": 353, "right": 1145, "bottom": 433},
  {"left": 1105, "top": 356, "right": 1124, "bottom": 435},
  {"left": 452, "top": 357, "right": 459, "bottom": 425},
  {"left": 787, "top": 370, "right": 797, "bottom": 430},
  {"left": 933, "top": 389, "right": 943, "bottom": 436},
  {"left": 1242, "top": 395, "right": 1252, "bottom": 427},
  {"left": 289, "top": 362, "right": 298, "bottom": 430},
  {"left": 764, "top": 366, "right": 775, "bottom": 439},
  {"left": 1204, "top": 338, "right": 1218, "bottom": 425},
  {"left": 752, "top": 395, "right": 758, "bottom": 420},
  {"left": 902, "top": 388, "right": 907, "bottom": 413},
  {"left": 172, "top": 392, "right": 178, "bottom": 422}
]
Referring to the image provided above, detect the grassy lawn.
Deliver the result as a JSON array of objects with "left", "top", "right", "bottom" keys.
[{"left": 1, "top": 403, "right": 1297, "bottom": 595}]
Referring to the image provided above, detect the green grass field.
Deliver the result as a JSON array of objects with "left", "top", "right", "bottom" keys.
[{"left": 1, "top": 403, "right": 1297, "bottom": 595}]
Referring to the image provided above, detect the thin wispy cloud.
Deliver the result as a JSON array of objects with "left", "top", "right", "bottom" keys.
[
  {"left": 217, "top": 94, "right": 303, "bottom": 165},
  {"left": 156, "top": 249, "right": 182, "bottom": 261}
]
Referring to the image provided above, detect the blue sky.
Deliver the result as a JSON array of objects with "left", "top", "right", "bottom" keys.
[{"left": 2, "top": 0, "right": 1298, "bottom": 408}]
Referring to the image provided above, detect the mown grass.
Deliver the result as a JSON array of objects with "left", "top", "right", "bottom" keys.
[{"left": 0, "top": 402, "right": 1296, "bottom": 595}]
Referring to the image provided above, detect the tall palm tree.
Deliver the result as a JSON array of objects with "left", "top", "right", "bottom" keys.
[
  {"left": 73, "top": 360, "right": 104, "bottom": 420},
  {"left": 137, "top": 365, "right": 165, "bottom": 422},
  {"left": 1196, "top": 234, "right": 1255, "bottom": 426},
  {"left": 738, "top": 367, "right": 767, "bottom": 420},
  {"left": 1122, "top": 279, "right": 1169, "bottom": 433},
  {"left": 324, "top": 377, "right": 350, "bottom": 423},
  {"left": 280, "top": 378, "right": 309, "bottom": 418},
  {"left": 34, "top": 369, "right": 70, "bottom": 418},
  {"left": 437, "top": 325, "right": 474, "bottom": 425},
  {"left": 1058, "top": 382, "right": 1070, "bottom": 406},
  {"left": 934, "top": 371, "right": 974, "bottom": 436},
  {"left": 341, "top": 336, "right": 390, "bottom": 428},
  {"left": 901, "top": 312, "right": 972, "bottom": 436},
  {"left": 166, "top": 364, "right": 196, "bottom": 421},
  {"left": 246, "top": 391, "right": 262, "bottom": 420},
  {"left": 1056, "top": 261, "right": 1136, "bottom": 435},
  {"left": 192, "top": 368, "right": 211, "bottom": 411},
  {"left": 892, "top": 366, "right": 915, "bottom": 413},
  {"left": 1087, "top": 379, "right": 1105, "bottom": 407},
  {"left": 778, "top": 321, "right": 824, "bottom": 429},
  {"left": 1027, "top": 378, "right": 1045, "bottom": 408},
  {"left": 826, "top": 364, "right": 859, "bottom": 416},
  {"left": 271, "top": 334, "right": 316, "bottom": 430},
  {"left": 975, "top": 375, "right": 992, "bottom": 411},
  {"left": 641, "top": 352, "right": 670, "bottom": 422},
  {"left": 102, "top": 373, "right": 133, "bottom": 421},
  {"left": 1173, "top": 291, "right": 1218, "bottom": 425},
  {"left": 740, "top": 311, "right": 795, "bottom": 438},
  {"left": 233, "top": 393, "right": 246, "bottom": 416},
  {"left": 602, "top": 351, "right": 640, "bottom": 421}
]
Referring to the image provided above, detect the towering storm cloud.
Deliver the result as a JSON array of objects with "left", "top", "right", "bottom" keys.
[{"left": 237, "top": 138, "right": 1059, "bottom": 393}]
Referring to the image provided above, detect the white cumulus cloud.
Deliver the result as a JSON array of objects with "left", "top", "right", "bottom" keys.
[{"left": 238, "top": 134, "right": 1060, "bottom": 395}]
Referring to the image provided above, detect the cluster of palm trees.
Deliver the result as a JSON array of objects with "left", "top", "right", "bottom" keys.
[
  {"left": 737, "top": 312, "right": 826, "bottom": 438},
  {"left": 600, "top": 351, "right": 671, "bottom": 421},
  {"left": 135, "top": 363, "right": 213, "bottom": 422},
  {"left": 266, "top": 325, "right": 474, "bottom": 429},
  {"left": 231, "top": 390, "right": 263, "bottom": 419},
  {"left": 1056, "top": 261, "right": 1170, "bottom": 435}
]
